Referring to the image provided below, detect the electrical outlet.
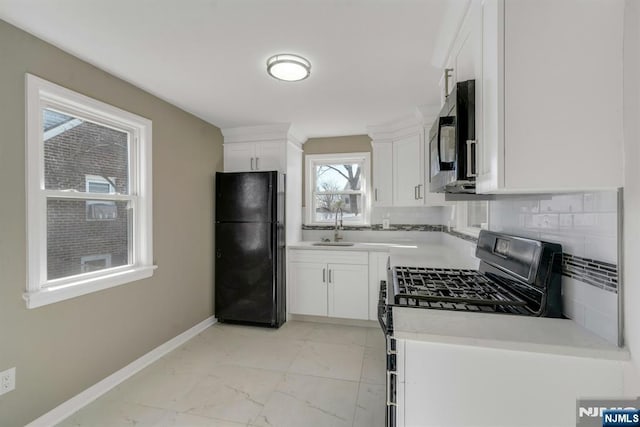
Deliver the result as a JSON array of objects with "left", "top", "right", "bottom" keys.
[
  {"left": 382, "top": 219, "right": 390, "bottom": 229},
  {"left": 0, "top": 367, "right": 15, "bottom": 395}
]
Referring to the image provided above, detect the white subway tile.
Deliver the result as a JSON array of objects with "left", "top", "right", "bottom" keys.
[
  {"left": 584, "top": 235, "right": 618, "bottom": 264},
  {"left": 583, "top": 191, "right": 618, "bottom": 213},
  {"left": 559, "top": 214, "right": 573, "bottom": 228},
  {"left": 539, "top": 233, "right": 585, "bottom": 257},
  {"left": 583, "top": 307, "right": 618, "bottom": 345},
  {"left": 540, "top": 194, "right": 584, "bottom": 213}
]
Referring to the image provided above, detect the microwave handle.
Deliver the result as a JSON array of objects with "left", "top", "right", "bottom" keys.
[
  {"left": 437, "top": 116, "right": 455, "bottom": 170},
  {"left": 466, "top": 140, "right": 477, "bottom": 178}
]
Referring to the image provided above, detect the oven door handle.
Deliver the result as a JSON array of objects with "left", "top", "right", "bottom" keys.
[{"left": 386, "top": 370, "right": 398, "bottom": 407}]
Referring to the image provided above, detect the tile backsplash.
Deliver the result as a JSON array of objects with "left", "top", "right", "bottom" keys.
[
  {"left": 489, "top": 191, "right": 621, "bottom": 345},
  {"left": 371, "top": 206, "right": 447, "bottom": 225}
]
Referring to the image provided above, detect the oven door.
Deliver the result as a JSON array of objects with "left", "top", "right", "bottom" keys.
[{"left": 378, "top": 281, "right": 397, "bottom": 427}]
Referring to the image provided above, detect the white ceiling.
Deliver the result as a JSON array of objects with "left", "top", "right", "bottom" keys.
[{"left": 0, "top": 0, "right": 451, "bottom": 138}]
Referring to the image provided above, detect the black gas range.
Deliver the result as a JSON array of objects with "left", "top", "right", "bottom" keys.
[
  {"left": 378, "top": 230, "right": 563, "bottom": 427},
  {"left": 387, "top": 230, "right": 562, "bottom": 318}
]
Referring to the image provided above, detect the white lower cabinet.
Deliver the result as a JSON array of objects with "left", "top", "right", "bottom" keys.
[
  {"left": 398, "top": 339, "right": 625, "bottom": 427},
  {"left": 289, "top": 250, "right": 369, "bottom": 320},
  {"left": 327, "top": 263, "right": 368, "bottom": 320},
  {"left": 289, "top": 262, "right": 326, "bottom": 316}
]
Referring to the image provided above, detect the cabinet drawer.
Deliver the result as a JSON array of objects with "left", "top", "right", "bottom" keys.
[{"left": 288, "top": 249, "right": 368, "bottom": 265}]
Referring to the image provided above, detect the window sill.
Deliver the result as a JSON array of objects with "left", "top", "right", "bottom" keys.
[{"left": 23, "top": 265, "right": 157, "bottom": 309}]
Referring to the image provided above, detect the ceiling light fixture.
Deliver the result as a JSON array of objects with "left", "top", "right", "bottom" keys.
[{"left": 266, "top": 54, "right": 311, "bottom": 82}]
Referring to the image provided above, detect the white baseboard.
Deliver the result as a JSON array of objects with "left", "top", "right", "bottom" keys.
[{"left": 26, "top": 316, "right": 217, "bottom": 427}]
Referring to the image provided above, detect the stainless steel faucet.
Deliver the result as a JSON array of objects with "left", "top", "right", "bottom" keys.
[{"left": 334, "top": 207, "right": 344, "bottom": 242}]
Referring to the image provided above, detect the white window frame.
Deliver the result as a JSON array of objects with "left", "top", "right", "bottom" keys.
[
  {"left": 454, "top": 201, "right": 489, "bottom": 238},
  {"left": 25, "top": 74, "right": 155, "bottom": 309},
  {"left": 305, "top": 152, "right": 371, "bottom": 226}
]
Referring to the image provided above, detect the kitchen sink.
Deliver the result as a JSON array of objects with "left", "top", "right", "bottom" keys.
[{"left": 311, "top": 242, "right": 355, "bottom": 247}]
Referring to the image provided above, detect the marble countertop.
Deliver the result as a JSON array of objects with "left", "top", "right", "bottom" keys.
[{"left": 392, "top": 307, "right": 629, "bottom": 360}]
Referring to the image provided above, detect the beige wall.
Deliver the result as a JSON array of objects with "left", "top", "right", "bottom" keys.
[
  {"left": 0, "top": 20, "right": 222, "bottom": 426},
  {"left": 301, "top": 135, "right": 372, "bottom": 206}
]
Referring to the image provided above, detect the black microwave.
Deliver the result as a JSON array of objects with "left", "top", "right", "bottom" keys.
[{"left": 429, "top": 79, "right": 476, "bottom": 193}]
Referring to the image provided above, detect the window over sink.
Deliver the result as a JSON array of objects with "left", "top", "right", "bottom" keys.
[{"left": 305, "top": 153, "right": 371, "bottom": 226}]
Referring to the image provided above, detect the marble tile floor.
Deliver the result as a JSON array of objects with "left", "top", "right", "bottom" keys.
[{"left": 57, "top": 321, "right": 386, "bottom": 427}]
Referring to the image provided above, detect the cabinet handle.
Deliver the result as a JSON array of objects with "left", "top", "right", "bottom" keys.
[
  {"left": 328, "top": 269, "right": 332, "bottom": 283},
  {"left": 417, "top": 184, "right": 423, "bottom": 200},
  {"left": 250, "top": 157, "right": 255, "bottom": 170},
  {"left": 466, "top": 140, "right": 477, "bottom": 178},
  {"left": 386, "top": 371, "right": 398, "bottom": 407},
  {"left": 256, "top": 157, "right": 260, "bottom": 170},
  {"left": 414, "top": 185, "right": 418, "bottom": 200},
  {"left": 375, "top": 188, "right": 378, "bottom": 201},
  {"left": 323, "top": 268, "right": 326, "bottom": 283}
]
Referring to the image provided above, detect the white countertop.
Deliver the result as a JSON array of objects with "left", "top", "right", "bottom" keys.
[
  {"left": 392, "top": 307, "right": 629, "bottom": 360},
  {"left": 287, "top": 241, "right": 412, "bottom": 252},
  {"left": 288, "top": 241, "right": 480, "bottom": 269}
]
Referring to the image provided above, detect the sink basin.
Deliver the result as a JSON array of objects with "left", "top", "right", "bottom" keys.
[{"left": 312, "top": 242, "right": 355, "bottom": 247}]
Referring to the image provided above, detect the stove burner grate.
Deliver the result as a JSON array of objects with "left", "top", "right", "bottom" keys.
[{"left": 393, "top": 267, "right": 528, "bottom": 312}]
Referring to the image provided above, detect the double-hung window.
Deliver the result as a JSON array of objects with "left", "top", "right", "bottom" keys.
[
  {"left": 305, "top": 153, "right": 371, "bottom": 225},
  {"left": 25, "top": 74, "right": 154, "bottom": 308}
]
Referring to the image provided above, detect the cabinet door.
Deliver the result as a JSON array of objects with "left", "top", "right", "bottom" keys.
[
  {"left": 289, "top": 262, "right": 327, "bottom": 316},
  {"left": 372, "top": 142, "right": 393, "bottom": 206},
  {"left": 403, "top": 339, "right": 624, "bottom": 427},
  {"left": 476, "top": 0, "right": 504, "bottom": 194},
  {"left": 327, "top": 263, "right": 368, "bottom": 320},
  {"left": 393, "top": 133, "right": 423, "bottom": 206},
  {"left": 224, "top": 143, "right": 255, "bottom": 172},
  {"left": 255, "top": 142, "right": 284, "bottom": 172}
]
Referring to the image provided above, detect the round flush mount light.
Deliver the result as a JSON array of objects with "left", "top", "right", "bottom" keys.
[{"left": 266, "top": 53, "right": 311, "bottom": 82}]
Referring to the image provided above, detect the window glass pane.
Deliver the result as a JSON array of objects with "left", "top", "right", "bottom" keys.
[
  {"left": 468, "top": 201, "right": 489, "bottom": 228},
  {"left": 314, "top": 194, "right": 363, "bottom": 223},
  {"left": 47, "top": 199, "right": 130, "bottom": 281},
  {"left": 315, "top": 163, "right": 361, "bottom": 192},
  {"left": 43, "top": 108, "right": 129, "bottom": 194}
]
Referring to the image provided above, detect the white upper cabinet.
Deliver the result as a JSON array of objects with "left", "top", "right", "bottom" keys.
[
  {"left": 223, "top": 142, "right": 257, "bottom": 172},
  {"left": 368, "top": 117, "right": 447, "bottom": 207},
  {"left": 372, "top": 141, "right": 393, "bottom": 207},
  {"left": 223, "top": 141, "right": 285, "bottom": 172},
  {"left": 221, "top": 124, "right": 305, "bottom": 173},
  {"left": 393, "top": 132, "right": 424, "bottom": 206},
  {"left": 474, "top": 0, "right": 624, "bottom": 193}
]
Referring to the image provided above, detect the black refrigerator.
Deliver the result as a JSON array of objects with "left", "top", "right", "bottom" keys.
[{"left": 214, "top": 171, "right": 286, "bottom": 328}]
